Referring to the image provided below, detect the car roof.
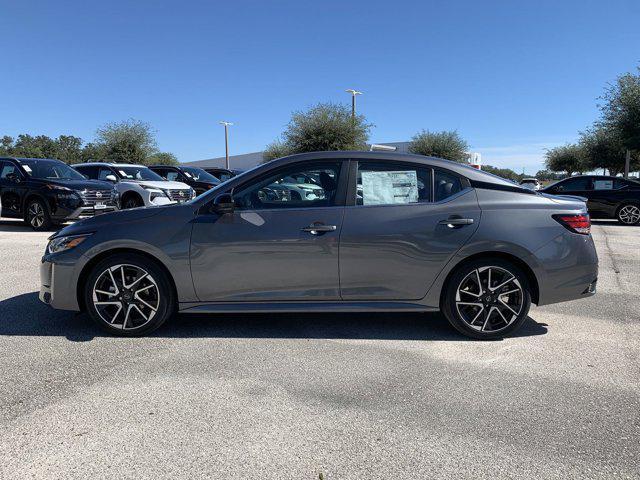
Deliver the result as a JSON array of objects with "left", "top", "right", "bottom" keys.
[
  {"left": 265, "top": 151, "right": 520, "bottom": 188},
  {"left": 148, "top": 165, "right": 180, "bottom": 169},
  {"left": 1, "top": 157, "right": 63, "bottom": 163},
  {"left": 74, "top": 162, "right": 147, "bottom": 168}
]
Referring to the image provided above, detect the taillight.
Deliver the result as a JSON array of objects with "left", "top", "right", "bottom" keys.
[{"left": 553, "top": 214, "right": 591, "bottom": 235}]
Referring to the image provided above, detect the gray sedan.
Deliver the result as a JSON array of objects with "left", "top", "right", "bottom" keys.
[{"left": 39, "top": 152, "right": 598, "bottom": 339}]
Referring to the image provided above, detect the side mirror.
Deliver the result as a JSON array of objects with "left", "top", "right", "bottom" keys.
[
  {"left": 211, "top": 193, "right": 235, "bottom": 215},
  {"left": 105, "top": 174, "right": 117, "bottom": 182},
  {"left": 6, "top": 173, "right": 20, "bottom": 183}
]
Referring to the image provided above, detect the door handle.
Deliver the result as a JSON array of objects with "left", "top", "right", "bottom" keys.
[
  {"left": 438, "top": 217, "right": 474, "bottom": 228},
  {"left": 301, "top": 223, "right": 337, "bottom": 234}
]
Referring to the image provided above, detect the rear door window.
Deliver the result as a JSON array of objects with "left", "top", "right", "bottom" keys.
[
  {"left": 434, "top": 170, "right": 464, "bottom": 202},
  {"left": 355, "top": 162, "right": 432, "bottom": 206},
  {"left": 558, "top": 177, "right": 591, "bottom": 191}
]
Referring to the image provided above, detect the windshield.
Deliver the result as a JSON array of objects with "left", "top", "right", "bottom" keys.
[
  {"left": 116, "top": 166, "right": 164, "bottom": 181},
  {"left": 182, "top": 167, "right": 220, "bottom": 184},
  {"left": 18, "top": 159, "right": 86, "bottom": 181}
]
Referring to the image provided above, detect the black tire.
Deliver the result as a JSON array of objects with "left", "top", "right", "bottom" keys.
[
  {"left": 616, "top": 203, "right": 640, "bottom": 225},
  {"left": 122, "top": 194, "right": 144, "bottom": 209},
  {"left": 25, "top": 198, "right": 52, "bottom": 231},
  {"left": 441, "top": 258, "right": 532, "bottom": 340},
  {"left": 84, "top": 253, "right": 175, "bottom": 336}
]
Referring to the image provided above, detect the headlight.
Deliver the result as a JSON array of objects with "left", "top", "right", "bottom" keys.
[
  {"left": 190, "top": 188, "right": 196, "bottom": 199},
  {"left": 46, "top": 234, "right": 92, "bottom": 254}
]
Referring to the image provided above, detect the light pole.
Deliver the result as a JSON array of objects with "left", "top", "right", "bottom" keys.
[
  {"left": 345, "top": 89, "right": 363, "bottom": 118},
  {"left": 219, "top": 121, "right": 233, "bottom": 169}
]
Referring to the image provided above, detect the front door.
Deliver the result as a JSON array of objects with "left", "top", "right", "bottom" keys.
[
  {"left": 339, "top": 160, "right": 481, "bottom": 300},
  {"left": 190, "top": 160, "right": 347, "bottom": 302}
]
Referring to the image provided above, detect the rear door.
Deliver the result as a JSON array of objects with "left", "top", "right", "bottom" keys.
[{"left": 339, "top": 159, "right": 481, "bottom": 300}]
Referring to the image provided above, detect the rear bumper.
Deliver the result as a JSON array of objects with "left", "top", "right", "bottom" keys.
[
  {"left": 534, "top": 232, "right": 599, "bottom": 306},
  {"left": 39, "top": 259, "right": 80, "bottom": 311}
]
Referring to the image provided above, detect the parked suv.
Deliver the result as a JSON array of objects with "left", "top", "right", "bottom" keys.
[
  {"left": 540, "top": 175, "right": 640, "bottom": 225},
  {"left": 41, "top": 152, "right": 598, "bottom": 339},
  {"left": 203, "top": 167, "right": 239, "bottom": 182},
  {"left": 148, "top": 165, "right": 220, "bottom": 196},
  {"left": 73, "top": 163, "right": 195, "bottom": 209},
  {"left": 0, "top": 157, "right": 118, "bottom": 230}
]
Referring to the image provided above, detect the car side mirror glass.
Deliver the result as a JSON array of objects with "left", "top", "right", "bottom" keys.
[
  {"left": 211, "top": 193, "right": 235, "bottom": 215},
  {"left": 105, "top": 174, "right": 117, "bottom": 182}
]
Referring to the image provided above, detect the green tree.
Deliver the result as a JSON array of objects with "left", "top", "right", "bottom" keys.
[
  {"left": 80, "top": 142, "right": 106, "bottom": 162},
  {"left": 0, "top": 136, "right": 14, "bottom": 156},
  {"left": 580, "top": 125, "right": 639, "bottom": 176},
  {"left": 599, "top": 67, "right": 640, "bottom": 152},
  {"left": 55, "top": 135, "right": 84, "bottom": 164},
  {"left": 263, "top": 140, "right": 293, "bottom": 162},
  {"left": 535, "top": 169, "right": 564, "bottom": 182},
  {"left": 545, "top": 144, "right": 587, "bottom": 176},
  {"left": 408, "top": 130, "right": 469, "bottom": 162},
  {"left": 94, "top": 119, "right": 158, "bottom": 164},
  {"left": 481, "top": 165, "right": 523, "bottom": 182},
  {"left": 145, "top": 152, "right": 179, "bottom": 166},
  {"left": 11, "top": 134, "right": 58, "bottom": 159},
  {"left": 263, "top": 103, "right": 372, "bottom": 162}
]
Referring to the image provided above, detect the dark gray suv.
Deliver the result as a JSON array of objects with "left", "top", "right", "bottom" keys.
[{"left": 39, "top": 152, "right": 598, "bottom": 339}]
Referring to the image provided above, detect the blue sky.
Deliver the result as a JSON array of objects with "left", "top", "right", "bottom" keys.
[{"left": 1, "top": 0, "right": 639, "bottom": 173}]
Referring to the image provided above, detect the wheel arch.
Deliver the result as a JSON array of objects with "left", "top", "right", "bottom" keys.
[
  {"left": 120, "top": 190, "right": 144, "bottom": 206},
  {"left": 23, "top": 192, "right": 51, "bottom": 217},
  {"left": 76, "top": 247, "right": 178, "bottom": 312},
  {"left": 438, "top": 251, "right": 540, "bottom": 307}
]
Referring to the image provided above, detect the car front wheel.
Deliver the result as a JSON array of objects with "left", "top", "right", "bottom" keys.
[
  {"left": 25, "top": 198, "right": 52, "bottom": 231},
  {"left": 84, "top": 253, "right": 175, "bottom": 336},
  {"left": 442, "top": 259, "right": 532, "bottom": 339},
  {"left": 616, "top": 204, "right": 640, "bottom": 225}
]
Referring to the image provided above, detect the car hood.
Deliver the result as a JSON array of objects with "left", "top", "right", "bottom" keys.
[
  {"left": 32, "top": 178, "right": 114, "bottom": 190},
  {"left": 53, "top": 206, "right": 167, "bottom": 237},
  {"left": 122, "top": 180, "right": 191, "bottom": 190}
]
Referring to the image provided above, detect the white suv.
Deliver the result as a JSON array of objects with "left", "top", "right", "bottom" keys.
[{"left": 73, "top": 163, "right": 195, "bottom": 209}]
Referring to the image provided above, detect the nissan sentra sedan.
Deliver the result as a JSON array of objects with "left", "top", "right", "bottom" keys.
[{"left": 39, "top": 151, "right": 598, "bottom": 339}]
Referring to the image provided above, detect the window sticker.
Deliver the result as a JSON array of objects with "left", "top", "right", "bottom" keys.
[
  {"left": 22, "top": 164, "right": 33, "bottom": 173},
  {"left": 361, "top": 170, "right": 418, "bottom": 205},
  {"left": 118, "top": 170, "right": 128, "bottom": 176},
  {"left": 183, "top": 172, "right": 192, "bottom": 178},
  {"left": 594, "top": 180, "right": 613, "bottom": 190}
]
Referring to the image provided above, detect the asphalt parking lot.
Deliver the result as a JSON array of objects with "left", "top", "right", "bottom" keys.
[{"left": 0, "top": 219, "right": 638, "bottom": 479}]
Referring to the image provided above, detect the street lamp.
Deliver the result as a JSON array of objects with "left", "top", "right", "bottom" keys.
[
  {"left": 219, "top": 121, "right": 233, "bottom": 169},
  {"left": 345, "top": 89, "right": 363, "bottom": 118}
]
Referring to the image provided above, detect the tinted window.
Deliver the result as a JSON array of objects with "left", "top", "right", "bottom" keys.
[
  {"left": 115, "top": 166, "right": 164, "bottom": 181},
  {"left": 166, "top": 171, "right": 181, "bottom": 182},
  {"left": 19, "top": 159, "right": 85, "bottom": 180},
  {"left": 75, "top": 165, "right": 98, "bottom": 179},
  {"left": 434, "top": 170, "right": 463, "bottom": 202},
  {"left": 0, "top": 162, "right": 18, "bottom": 180},
  {"left": 98, "top": 168, "right": 116, "bottom": 181},
  {"left": 182, "top": 167, "right": 219, "bottom": 184},
  {"left": 558, "top": 177, "right": 590, "bottom": 191},
  {"left": 356, "top": 162, "right": 432, "bottom": 206},
  {"left": 233, "top": 162, "right": 341, "bottom": 210}
]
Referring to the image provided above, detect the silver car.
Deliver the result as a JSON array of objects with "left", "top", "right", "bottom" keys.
[{"left": 39, "top": 152, "right": 598, "bottom": 339}]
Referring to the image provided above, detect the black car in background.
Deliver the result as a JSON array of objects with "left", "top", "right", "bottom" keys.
[
  {"left": 541, "top": 175, "right": 640, "bottom": 225},
  {"left": 203, "top": 167, "right": 239, "bottom": 182},
  {"left": 148, "top": 165, "right": 220, "bottom": 195},
  {"left": 0, "top": 157, "right": 118, "bottom": 230}
]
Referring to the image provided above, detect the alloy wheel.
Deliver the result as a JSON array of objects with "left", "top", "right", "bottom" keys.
[
  {"left": 455, "top": 265, "right": 524, "bottom": 333},
  {"left": 618, "top": 205, "right": 640, "bottom": 225},
  {"left": 92, "top": 264, "right": 160, "bottom": 330},
  {"left": 28, "top": 202, "right": 45, "bottom": 228}
]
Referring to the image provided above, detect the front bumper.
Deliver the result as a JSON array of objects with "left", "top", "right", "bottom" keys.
[{"left": 39, "top": 259, "right": 80, "bottom": 311}]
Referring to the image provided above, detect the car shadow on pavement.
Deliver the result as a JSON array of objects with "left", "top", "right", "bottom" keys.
[
  {"left": 0, "top": 292, "right": 548, "bottom": 342},
  {"left": 0, "top": 219, "right": 61, "bottom": 233}
]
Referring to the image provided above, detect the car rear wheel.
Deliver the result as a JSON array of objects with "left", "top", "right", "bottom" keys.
[
  {"left": 616, "top": 204, "right": 640, "bottom": 225},
  {"left": 25, "top": 198, "right": 52, "bottom": 231},
  {"left": 84, "top": 253, "right": 175, "bottom": 336},
  {"left": 442, "top": 258, "right": 532, "bottom": 339}
]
